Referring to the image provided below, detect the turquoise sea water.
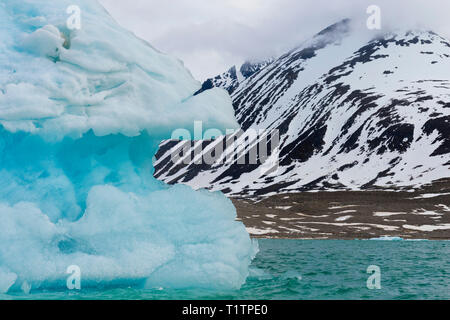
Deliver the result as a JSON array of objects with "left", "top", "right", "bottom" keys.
[{"left": 2, "top": 239, "right": 449, "bottom": 300}]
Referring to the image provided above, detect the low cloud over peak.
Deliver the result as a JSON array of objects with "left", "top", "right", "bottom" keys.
[{"left": 100, "top": 0, "right": 450, "bottom": 80}]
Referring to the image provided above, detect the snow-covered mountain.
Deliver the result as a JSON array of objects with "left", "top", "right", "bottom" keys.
[
  {"left": 154, "top": 19, "right": 450, "bottom": 198},
  {"left": 195, "top": 59, "right": 274, "bottom": 95}
]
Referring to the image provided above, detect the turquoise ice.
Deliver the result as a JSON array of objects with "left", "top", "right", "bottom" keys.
[{"left": 0, "top": 0, "right": 256, "bottom": 293}]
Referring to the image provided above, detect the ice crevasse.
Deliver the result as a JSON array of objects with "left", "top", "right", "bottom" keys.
[{"left": 0, "top": 0, "right": 257, "bottom": 293}]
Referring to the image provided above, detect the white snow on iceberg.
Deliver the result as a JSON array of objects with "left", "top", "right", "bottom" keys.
[{"left": 0, "top": 0, "right": 256, "bottom": 293}]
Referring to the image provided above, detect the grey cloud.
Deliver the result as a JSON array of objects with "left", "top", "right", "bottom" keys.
[{"left": 99, "top": 0, "right": 450, "bottom": 80}]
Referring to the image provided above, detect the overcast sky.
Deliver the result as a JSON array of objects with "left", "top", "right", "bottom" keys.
[{"left": 99, "top": 0, "right": 450, "bottom": 80}]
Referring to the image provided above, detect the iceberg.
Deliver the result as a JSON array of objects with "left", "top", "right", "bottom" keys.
[
  {"left": 369, "top": 236, "right": 404, "bottom": 241},
  {"left": 0, "top": 0, "right": 256, "bottom": 293}
]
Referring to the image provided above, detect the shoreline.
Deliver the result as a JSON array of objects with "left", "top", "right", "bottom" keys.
[
  {"left": 232, "top": 179, "right": 450, "bottom": 241},
  {"left": 250, "top": 236, "right": 450, "bottom": 240}
]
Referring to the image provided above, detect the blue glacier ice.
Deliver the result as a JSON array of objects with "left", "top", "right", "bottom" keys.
[{"left": 0, "top": 0, "right": 257, "bottom": 293}]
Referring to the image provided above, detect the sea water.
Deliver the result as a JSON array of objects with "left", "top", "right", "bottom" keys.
[{"left": 2, "top": 239, "right": 448, "bottom": 300}]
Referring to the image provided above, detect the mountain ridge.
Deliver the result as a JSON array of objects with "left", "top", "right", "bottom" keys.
[{"left": 155, "top": 20, "right": 450, "bottom": 198}]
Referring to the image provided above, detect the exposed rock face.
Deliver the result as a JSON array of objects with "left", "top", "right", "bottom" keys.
[{"left": 195, "top": 59, "right": 274, "bottom": 95}]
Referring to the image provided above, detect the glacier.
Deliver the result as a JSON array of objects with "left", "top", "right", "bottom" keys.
[{"left": 0, "top": 0, "right": 257, "bottom": 293}]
